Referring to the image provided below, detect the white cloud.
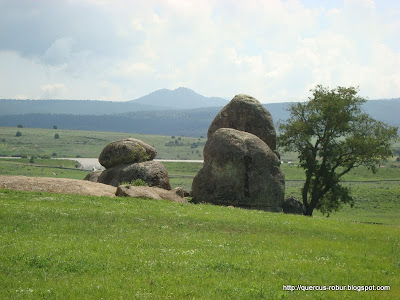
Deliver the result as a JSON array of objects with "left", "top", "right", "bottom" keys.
[
  {"left": 40, "top": 83, "right": 67, "bottom": 99},
  {"left": 0, "top": 0, "right": 399, "bottom": 102}
]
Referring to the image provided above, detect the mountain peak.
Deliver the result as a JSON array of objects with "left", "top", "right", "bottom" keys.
[{"left": 131, "top": 87, "right": 228, "bottom": 109}]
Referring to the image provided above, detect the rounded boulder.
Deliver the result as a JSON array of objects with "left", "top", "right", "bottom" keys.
[
  {"left": 97, "top": 160, "right": 171, "bottom": 190},
  {"left": 282, "top": 196, "right": 305, "bottom": 215},
  {"left": 99, "top": 138, "right": 157, "bottom": 168},
  {"left": 208, "top": 94, "right": 277, "bottom": 150}
]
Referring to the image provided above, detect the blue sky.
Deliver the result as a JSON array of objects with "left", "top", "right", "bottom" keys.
[{"left": 0, "top": 0, "right": 399, "bottom": 102}]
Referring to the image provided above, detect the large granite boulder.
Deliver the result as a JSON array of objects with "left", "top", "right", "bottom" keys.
[
  {"left": 208, "top": 94, "right": 277, "bottom": 150},
  {"left": 192, "top": 128, "right": 284, "bottom": 211},
  {"left": 97, "top": 160, "right": 171, "bottom": 190},
  {"left": 99, "top": 138, "right": 157, "bottom": 169}
]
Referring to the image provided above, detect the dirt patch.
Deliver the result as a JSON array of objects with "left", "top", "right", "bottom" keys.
[{"left": 0, "top": 175, "right": 117, "bottom": 197}]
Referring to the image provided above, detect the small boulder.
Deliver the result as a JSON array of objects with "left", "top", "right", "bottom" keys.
[
  {"left": 192, "top": 128, "right": 284, "bottom": 211},
  {"left": 208, "top": 94, "right": 277, "bottom": 150},
  {"left": 83, "top": 170, "right": 103, "bottom": 182},
  {"left": 99, "top": 138, "right": 157, "bottom": 168},
  {"left": 116, "top": 185, "right": 187, "bottom": 203},
  {"left": 98, "top": 161, "right": 171, "bottom": 190},
  {"left": 173, "top": 187, "right": 190, "bottom": 198},
  {"left": 282, "top": 196, "right": 305, "bottom": 215}
]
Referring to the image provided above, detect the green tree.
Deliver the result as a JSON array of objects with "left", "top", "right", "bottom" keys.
[{"left": 278, "top": 85, "right": 398, "bottom": 216}]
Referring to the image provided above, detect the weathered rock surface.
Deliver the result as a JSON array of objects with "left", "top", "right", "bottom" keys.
[
  {"left": 116, "top": 185, "right": 187, "bottom": 203},
  {"left": 192, "top": 128, "right": 284, "bottom": 211},
  {"left": 83, "top": 170, "right": 103, "bottom": 182},
  {"left": 207, "top": 94, "right": 277, "bottom": 150},
  {"left": 98, "top": 160, "right": 171, "bottom": 189},
  {"left": 0, "top": 175, "right": 117, "bottom": 197},
  {"left": 282, "top": 196, "right": 305, "bottom": 215},
  {"left": 99, "top": 138, "right": 157, "bottom": 168},
  {"left": 172, "top": 187, "right": 190, "bottom": 198}
]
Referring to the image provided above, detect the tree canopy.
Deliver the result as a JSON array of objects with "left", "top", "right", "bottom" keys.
[{"left": 278, "top": 85, "right": 398, "bottom": 216}]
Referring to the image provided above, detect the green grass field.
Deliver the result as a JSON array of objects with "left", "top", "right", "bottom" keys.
[
  {"left": 1, "top": 156, "right": 399, "bottom": 225},
  {"left": 0, "top": 127, "right": 399, "bottom": 298},
  {"left": 0, "top": 126, "right": 205, "bottom": 160},
  {"left": 0, "top": 190, "right": 398, "bottom": 299},
  {"left": 0, "top": 158, "right": 88, "bottom": 179}
]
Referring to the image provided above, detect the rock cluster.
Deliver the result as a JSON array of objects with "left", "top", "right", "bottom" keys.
[
  {"left": 85, "top": 138, "right": 171, "bottom": 189},
  {"left": 192, "top": 94, "right": 285, "bottom": 211}
]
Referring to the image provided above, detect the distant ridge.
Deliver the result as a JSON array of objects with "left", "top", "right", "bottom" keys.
[
  {"left": 130, "top": 87, "right": 228, "bottom": 109},
  {"left": 0, "top": 87, "right": 228, "bottom": 115},
  {"left": 0, "top": 99, "right": 398, "bottom": 137}
]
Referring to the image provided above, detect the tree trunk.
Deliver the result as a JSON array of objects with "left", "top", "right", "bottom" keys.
[{"left": 304, "top": 206, "right": 314, "bottom": 216}]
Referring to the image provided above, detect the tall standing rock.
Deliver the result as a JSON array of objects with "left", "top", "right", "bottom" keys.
[
  {"left": 192, "top": 128, "right": 284, "bottom": 211},
  {"left": 208, "top": 94, "right": 277, "bottom": 150}
]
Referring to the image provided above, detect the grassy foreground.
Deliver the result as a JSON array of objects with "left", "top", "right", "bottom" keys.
[{"left": 0, "top": 190, "right": 399, "bottom": 299}]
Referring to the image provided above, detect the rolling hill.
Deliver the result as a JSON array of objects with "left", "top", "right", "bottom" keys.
[{"left": 0, "top": 87, "right": 228, "bottom": 116}]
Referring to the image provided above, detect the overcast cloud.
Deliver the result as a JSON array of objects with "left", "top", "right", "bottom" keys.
[{"left": 0, "top": 0, "right": 399, "bottom": 102}]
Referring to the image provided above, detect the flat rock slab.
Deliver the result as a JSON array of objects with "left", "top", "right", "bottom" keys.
[
  {"left": 0, "top": 175, "right": 117, "bottom": 197},
  {"left": 116, "top": 185, "right": 188, "bottom": 203}
]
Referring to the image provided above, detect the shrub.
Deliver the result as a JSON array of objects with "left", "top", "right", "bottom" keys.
[
  {"left": 52, "top": 152, "right": 57, "bottom": 157},
  {"left": 53, "top": 125, "right": 58, "bottom": 129},
  {"left": 121, "top": 179, "right": 148, "bottom": 187},
  {"left": 29, "top": 156, "right": 36, "bottom": 163},
  {"left": 131, "top": 179, "right": 147, "bottom": 186},
  {"left": 54, "top": 133, "right": 60, "bottom": 139},
  {"left": 17, "top": 124, "right": 23, "bottom": 128},
  {"left": 41, "top": 155, "right": 50, "bottom": 159},
  {"left": 15, "top": 131, "right": 22, "bottom": 137},
  {"left": 20, "top": 154, "right": 28, "bottom": 159}
]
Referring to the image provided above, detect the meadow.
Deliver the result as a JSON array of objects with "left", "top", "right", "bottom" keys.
[
  {"left": 0, "top": 126, "right": 206, "bottom": 160},
  {"left": 0, "top": 190, "right": 398, "bottom": 299},
  {"left": 0, "top": 126, "right": 399, "bottom": 298}
]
